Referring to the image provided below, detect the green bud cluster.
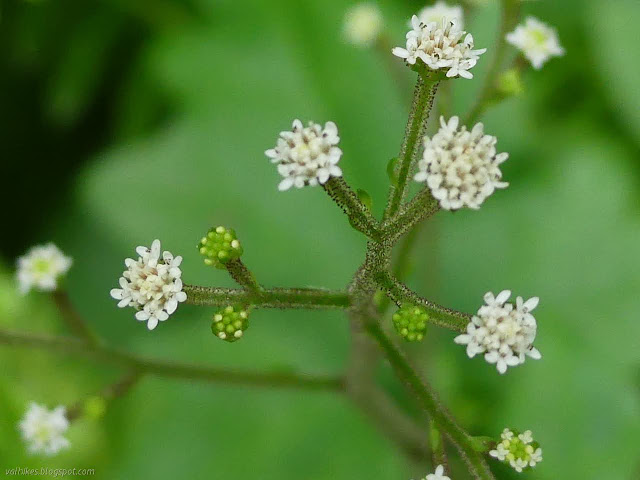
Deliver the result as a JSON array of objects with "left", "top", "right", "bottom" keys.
[
  {"left": 211, "top": 306, "right": 249, "bottom": 342},
  {"left": 392, "top": 305, "right": 428, "bottom": 341},
  {"left": 198, "top": 226, "right": 243, "bottom": 268}
]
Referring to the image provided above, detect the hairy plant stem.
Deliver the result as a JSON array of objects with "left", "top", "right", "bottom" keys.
[
  {"left": 384, "top": 75, "right": 440, "bottom": 221},
  {"left": 430, "top": 420, "right": 450, "bottom": 473},
  {"left": 363, "top": 321, "right": 495, "bottom": 480},
  {"left": 52, "top": 291, "right": 100, "bottom": 346},
  {"left": 184, "top": 285, "right": 350, "bottom": 309},
  {"left": 375, "top": 271, "right": 469, "bottom": 333},
  {"left": 0, "top": 328, "right": 344, "bottom": 392},
  {"left": 322, "top": 177, "right": 381, "bottom": 241},
  {"left": 225, "top": 258, "right": 262, "bottom": 292},
  {"left": 464, "top": 0, "right": 521, "bottom": 125},
  {"left": 383, "top": 187, "right": 440, "bottom": 242}
]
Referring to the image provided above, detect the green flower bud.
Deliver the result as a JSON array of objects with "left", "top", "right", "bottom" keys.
[
  {"left": 198, "top": 226, "right": 243, "bottom": 269},
  {"left": 392, "top": 305, "right": 428, "bottom": 342},
  {"left": 83, "top": 396, "right": 107, "bottom": 420},
  {"left": 211, "top": 306, "right": 249, "bottom": 342}
]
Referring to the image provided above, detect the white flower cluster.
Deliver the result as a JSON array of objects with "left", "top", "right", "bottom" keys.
[
  {"left": 417, "top": 1, "right": 464, "bottom": 29},
  {"left": 414, "top": 116, "right": 508, "bottom": 210},
  {"left": 266, "top": 119, "right": 343, "bottom": 191},
  {"left": 16, "top": 243, "right": 72, "bottom": 294},
  {"left": 19, "top": 403, "right": 70, "bottom": 456},
  {"left": 425, "top": 465, "right": 450, "bottom": 480},
  {"left": 506, "top": 16, "right": 564, "bottom": 69},
  {"left": 490, "top": 428, "right": 543, "bottom": 472},
  {"left": 392, "top": 16, "right": 486, "bottom": 79},
  {"left": 344, "top": 3, "right": 383, "bottom": 47},
  {"left": 454, "top": 290, "right": 541, "bottom": 374},
  {"left": 110, "top": 239, "right": 187, "bottom": 331}
]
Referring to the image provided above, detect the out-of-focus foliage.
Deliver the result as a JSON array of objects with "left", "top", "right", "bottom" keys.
[{"left": 1, "top": 0, "right": 639, "bottom": 479}]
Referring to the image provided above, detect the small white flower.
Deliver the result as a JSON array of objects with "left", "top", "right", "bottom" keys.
[
  {"left": 454, "top": 290, "right": 541, "bottom": 374},
  {"left": 16, "top": 243, "right": 72, "bottom": 294},
  {"left": 392, "top": 16, "right": 486, "bottom": 79},
  {"left": 344, "top": 3, "right": 383, "bottom": 47},
  {"left": 265, "top": 119, "right": 343, "bottom": 191},
  {"left": 506, "top": 16, "right": 564, "bottom": 69},
  {"left": 414, "top": 116, "right": 508, "bottom": 210},
  {"left": 489, "top": 428, "right": 543, "bottom": 472},
  {"left": 110, "top": 239, "right": 187, "bottom": 330},
  {"left": 426, "top": 465, "right": 450, "bottom": 480},
  {"left": 416, "top": 1, "right": 464, "bottom": 29},
  {"left": 19, "top": 403, "right": 70, "bottom": 456}
]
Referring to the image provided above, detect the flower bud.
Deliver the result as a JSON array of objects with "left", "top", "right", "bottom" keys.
[
  {"left": 211, "top": 306, "right": 249, "bottom": 342},
  {"left": 198, "top": 226, "right": 243, "bottom": 269},
  {"left": 496, "top": 68, "right": 524, "bottom": 98},
  {"left": 83, "top": 396, "right": 107, "bottom": 420},
  {"left": 392, "top": 305, "right": 428, "bottom": 342}
]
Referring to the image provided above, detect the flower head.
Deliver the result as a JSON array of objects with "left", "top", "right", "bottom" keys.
[
  {"left": 415, "top": 116, "right": 508, "bottom": 210},
  {"left": 344, "top": 3, "right": 383, "bottom": 47},
  {"left": 506, "top": 16, "right": 564, "bottom": 69},
  {"left": 110, "top": 239, "right": 187, "bottom": 330},
  {"left": 454, "top": 290, "right": 541, "bottom": 374},
  {"left": 416, "top": 1, "right": 464, "bottom": 29},
  {"left": 265, "top": 119, "right": 343, "bottom": 191},
  {"left": 211, "top": 305, "right": 249, "bottom": 342},
  {"left": 198, "top": 226, "right": 243, "bottom": 269},
  {"left": 490, "top": 428, "right": 543, "bottom": 472},
  {"left": 16, "top": 243, "right": 72, "bottom": 294},
  {"left": 19, "top": 403, "right": 70, "bottom": 456},
  {"left": 392, "top": 16, "right": 485, "bottom": 79},
  {"left": 425, "top": 465, "right": 450, "bottom": 480},
  {"left": 392, "top": 305, "right": 428, "bottom": 342}
]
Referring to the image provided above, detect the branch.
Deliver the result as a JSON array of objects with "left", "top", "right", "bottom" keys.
[
  {"left": 0, "top": 328, "right": 345, "bottom": 392},
  {"left": 383, "top": 187, "right": 440, "bottom": 243},
  {"left": 384, "top": 75, "right": 440, "bottom": 221},
  {"left": 322, "top": 177, "right": 381, "bottom": 241},
  {"left": 364, "top": 321, "right": 495, "bottom": 480},
  {"left": 184, "top": 285, "right": 351, "bottom": 310},
  {"left": 375, "top": 272, "right": 470, "bottom": 333},
  {"left": 463, "top": 0, "right": 521, "bottom": 125},
  {"left": 225, "top": 258, "right": 262, "bottom": 292},
  {"left": 52, "top": 291, "right": 100, "bottom": 346}
]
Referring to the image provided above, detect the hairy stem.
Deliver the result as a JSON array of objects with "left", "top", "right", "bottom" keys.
[
  {"left": 383, "top": 188, "right": 440, "bottom": 243},
  {"left": 225, "top": 258, "right": 262, "bottom": 292},
  {"left": 384, "top": 75, "right": 439, "bottom": 221},
  {"left": 464, "top": 0, "right": 521, "bottom": 125},
  {"left": 0, "top": 328, "right": 344, "bottom": 392},
  {"left": 184, "top": 285, "right": 350, "bottom": 310},
  {"left": 375, "top": 272, "right": 469, "bottom": 333},
  {"left": 51, "top": 291, "right": 100, "bottom": 346},
  {"left": 322, "top": 177, "right": 381, "bottom": 241},
  {"left": 430, "top": 420, "right": 450, "bottom": 473},
  {"left": 364, "top": 321, "right": 494, "bottom": 480}
]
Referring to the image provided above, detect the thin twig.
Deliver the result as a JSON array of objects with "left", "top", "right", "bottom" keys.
[
  {"left": 0, "top": 328, "right": 345, "bottom": 392},
  {"left": 51, "top": 291, "right": 100, "bottom": 346}
]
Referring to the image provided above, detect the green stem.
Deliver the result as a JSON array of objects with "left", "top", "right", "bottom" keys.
[
  {"left": 364, "top": 321, "right": 495, "bottom": 480},
  {"left": 225, "top": 258, "right": 262, "bottom": 292},
  {"left": 0, "top": 328, "right": 345, "bottom": 392},
  {"left": 383, "top": 188, "right": 440, "bottom": 243},
  {"left": 430, "top": 420, "right": 450, "bottom": 473},
  {"left": 384, "top": 75, "right": 440, "bottom": 221},
  {"left": 184, "top": 285, "right": 350, "bottom": 310},
  {"left": 322, "top": 177, "right": 381, "bottom": 241},
  {"left": 66, "top": 371, "right": 142, "bottom": 421},
  {"left": 464, "top": 0, "right": 521, "bottom": 125},
  {"left": 51, "top": 291, "right": 100, "bottom": 346},
  {"left": 375, "top": 272, "right": 469, "bottom": 332}
]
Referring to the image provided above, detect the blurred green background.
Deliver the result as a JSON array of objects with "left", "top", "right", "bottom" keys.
[{"left": 1, "top": 0, "right": 639, "bottom": 478}]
